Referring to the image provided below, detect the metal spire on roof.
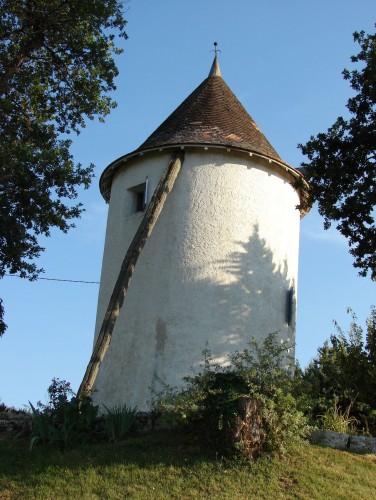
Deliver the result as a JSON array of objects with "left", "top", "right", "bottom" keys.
[{"left": 209, "top": 42, "right": 222, "bottom": 77}]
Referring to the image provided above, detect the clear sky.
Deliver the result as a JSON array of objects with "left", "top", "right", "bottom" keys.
[{"left": 1, "top": 0, "right": 375, "bottom": 409}]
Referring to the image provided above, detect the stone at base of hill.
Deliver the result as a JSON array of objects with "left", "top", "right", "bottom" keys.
[
  {"left": 349, "top": 436, "right": 376, "bottom": 453},
  {"left": 0, "top": 411, "right": 32, "bottom": 438},
  {"left": 311, "top": 430, "right": 376, "bottom": 454},
  {"left": 310, "top": 430, "right": 349, "bottom": 449}
]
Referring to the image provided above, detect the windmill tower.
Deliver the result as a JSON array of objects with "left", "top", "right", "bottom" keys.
[{"left": 82, "top": 53, "right": 310, "bottom": 410}]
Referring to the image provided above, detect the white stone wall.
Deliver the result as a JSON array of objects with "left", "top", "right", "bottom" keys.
[{"left": 92, "top": 148, "right": 301, "bottom": 410}]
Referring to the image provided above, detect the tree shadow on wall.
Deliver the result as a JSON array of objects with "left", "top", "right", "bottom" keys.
[
  {"left": 93, "top": 221, "right": 295, "bottom": 407},
  {"left": 185, "top": 223, "right": 295, "bottom": 370}
]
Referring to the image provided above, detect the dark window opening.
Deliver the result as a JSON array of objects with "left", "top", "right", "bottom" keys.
[
  {"left": 286, "top": 287, "right": 294, "bottom": 325},
  {"left": 136, "top": 190, "right": 145, "bottom": 212},
  {"left": 129, "top": 177, "right": 149, "bottom": 213}
]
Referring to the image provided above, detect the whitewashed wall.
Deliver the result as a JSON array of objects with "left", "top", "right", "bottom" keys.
[{"left": 92, "top": 148, "right": 301, "bottom": 410}]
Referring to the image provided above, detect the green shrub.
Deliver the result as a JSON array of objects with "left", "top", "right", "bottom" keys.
[
  {"left": 302, "top": 307, "right": 376, "bottom": 435},
  {"left": 154, "top": 333, "right": 311, "bottom": 460},
  {"left": 29, "top": 402, "right": 55, "bottom": 449},
  {"left": 319, "top": 400, "right": 358, "bottom": 434},
  {"left": 261, "top": 390, "right": 311, "bottom": 454},
  {"left": 103, "top": 404, "right": 137, "bottom": 443},
  {"left": 29, "top": 378, "right": 99, "bottom": 450}
]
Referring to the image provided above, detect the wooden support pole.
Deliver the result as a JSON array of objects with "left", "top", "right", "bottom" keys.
[{"left": 77, "top": 150, "right": 185, "bottom": 398}]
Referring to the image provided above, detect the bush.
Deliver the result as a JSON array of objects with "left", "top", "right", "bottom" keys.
[
  {"left": 29, "top": 378, "right": 99, "bottom": 450},
  {"left": 302, "top": 307, "right": 376, "bottom": 435},
  {"left": 318, "top": 400, "right": 358, "bottom": 434},
  {"left": 154, "top": 333, "right": 311, "bottom": 460}
]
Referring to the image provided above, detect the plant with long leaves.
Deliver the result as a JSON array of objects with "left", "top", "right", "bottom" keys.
[{"left": 103, "top": 404, "right": 138, "bottom": 443}]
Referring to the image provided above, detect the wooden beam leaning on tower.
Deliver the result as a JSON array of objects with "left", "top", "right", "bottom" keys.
[{"left": 77, "top": 150, "right": 185, "bottom": 398}]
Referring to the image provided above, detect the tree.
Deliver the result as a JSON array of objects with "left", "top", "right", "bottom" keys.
[
  {"left": 298, "top": 28, "right": 376, "bottom": 279},
  {"left": 0, "top": 0, "right": 127, "bottom": 335},
  {"left": 303, "top": 307, "right": 376, "bottom": 433}
]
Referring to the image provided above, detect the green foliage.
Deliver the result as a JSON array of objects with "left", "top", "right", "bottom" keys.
[
  {"left": 319, "top": 400, "right": 358, "bottom": 434},
  {"left": 29, "top": 401, "right": 54, "bottom": 449},
  {"left": 228, "top": 333, "right": 295, "bottom": 397},
  {"left": 0, "top": 0, "right": 128, "bottom": 335},
  {"left": 302, "top": 307, "right": 376, "bottom": 434},
  {"left": 261, "top": 390, "right": 311, "bottom": 455},
  {"left": 298, "top": 28, "right": 376, "bottom": 279},
  {"left": 155, "top": 333, "right": 310, "bottom": 459},
  {"left": 103, "top": 404, "right": 138, "bottom": 443},
  {"left": 29, "top": 378, "right": 99, "bottom": 450}
]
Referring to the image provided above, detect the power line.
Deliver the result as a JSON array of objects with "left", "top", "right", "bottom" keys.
[{"left": 4, "top": 274, "right": 99, "bottom": 284}]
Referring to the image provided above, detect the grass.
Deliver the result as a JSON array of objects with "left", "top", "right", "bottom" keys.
[{"left": 0, "top": 430, "right": 375, "bottom": 499}]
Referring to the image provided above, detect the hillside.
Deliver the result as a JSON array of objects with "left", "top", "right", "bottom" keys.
[{"left": 1, "top": 431, "right": 375, "bottom": 499}]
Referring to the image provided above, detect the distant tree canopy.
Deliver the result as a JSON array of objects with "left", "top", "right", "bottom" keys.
[
  {"left": 0, "top": 0, "right": 127, "bottom": 335},
  {"left": 299, "top": 28, "right": 376, "bottom": 280}
]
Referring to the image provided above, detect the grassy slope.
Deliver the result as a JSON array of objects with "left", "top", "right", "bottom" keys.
[{"left": 0, "top": 431, "right": 375, "bottom": 499}]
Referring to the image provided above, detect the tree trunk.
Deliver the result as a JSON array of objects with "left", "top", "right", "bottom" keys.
[
  {"left": 77, "top": 150, "right": 185, "bottom": 398},
  {"left": 234, "top": 396, "right": 264, "bottom": 460}
]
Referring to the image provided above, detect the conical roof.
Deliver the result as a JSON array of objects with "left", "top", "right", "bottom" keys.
[
  {"left": 100, "top": 56, "right": 311, "bottom": 205},
  {"left": 136, "top": 56, "right": 282, "bottom": 161}
]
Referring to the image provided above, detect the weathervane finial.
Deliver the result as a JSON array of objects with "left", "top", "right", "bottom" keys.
[
  {"left": 212, "top": 42, "right": 221, "bottom": 57},
  {"left": 208, "top": 43, "right": 222, "bottom": 77}
]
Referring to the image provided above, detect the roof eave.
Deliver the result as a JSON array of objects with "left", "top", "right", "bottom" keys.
[{"left": 99, "top": 144, "right": 311, "bottom": 217}]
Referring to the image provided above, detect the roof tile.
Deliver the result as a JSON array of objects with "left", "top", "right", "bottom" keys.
[{"left": 137, "top": 73, "right": 282, "bottom": 161}]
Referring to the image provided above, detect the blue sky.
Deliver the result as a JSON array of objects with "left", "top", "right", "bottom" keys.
[{"left": 1, "top": 0, "right": 375, "bottom": 408}]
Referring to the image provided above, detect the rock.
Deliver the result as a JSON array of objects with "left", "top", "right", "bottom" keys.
[
  {"left": 0, "top": 411, "right": 32, "bottom": 436},
  {"left": 349, "top": 436, "right": 376, "bottom": 453},
  {"left": 310, "top": 430, "right": 349, "bottom": 449}
]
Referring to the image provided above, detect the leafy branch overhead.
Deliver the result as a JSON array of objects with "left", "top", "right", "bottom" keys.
[
  {"left": 299, "top": 28, "right": 376, "bottom": 279},
  {"left": 0, "top": 0, "right": 128, "bottom": 335}
]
